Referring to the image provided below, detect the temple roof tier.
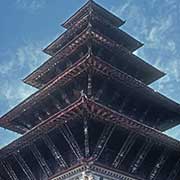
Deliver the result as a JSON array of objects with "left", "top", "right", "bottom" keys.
[
  {"left": 44, "top": 10, "right": 142, "bottom": 56},
  {"left": 62, "top": 0, "right": 125, "bottom": 29},
  {"left": 1, "top": 54, "right": 179, "bottom": 133},
  {"left": 24, "top": 27, "right": 164, "bottom": 89},
  {"left": 0, "top": 96, "right": 180, "bottom": 162},
  {"left": 0, "top": 55, "right": 90, "bottom": 133}
]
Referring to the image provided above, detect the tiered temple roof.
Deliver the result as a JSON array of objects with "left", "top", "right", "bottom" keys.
[
  {"left": 0, "top": 42, "right": 177, "bottom": 133},
  {"left": 23, "top": 2, "right": 164, "bottom": 89},
  {"left": 61, "top": 1, "right": 124, "bottom": 29},
  {"left": 23, "top": 27, "right": 163, "bottom": 88},
  {"left": 0, "top": 1, "right": 180, "bottom": 180}
]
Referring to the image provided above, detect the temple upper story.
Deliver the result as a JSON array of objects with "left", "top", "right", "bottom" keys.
[
  {"left": 23, "top": 0, "right": 164, "bottom": 89},
  {"left": 0, "top": 0, "right": 179, "bottom": 136}
]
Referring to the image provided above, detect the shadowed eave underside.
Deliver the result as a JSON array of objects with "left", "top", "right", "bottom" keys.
[
  {"left": 0, "top": 55, "right": 178, "bottom": 134},
  {"left": 0, "top": 96, "right": 180, "bottom": 160},
  {"left": 43, "top": 20, "right": 142, "bottom": 56},
  {"left": 23, "top": 27, "right": 165, "bottom": 89}
]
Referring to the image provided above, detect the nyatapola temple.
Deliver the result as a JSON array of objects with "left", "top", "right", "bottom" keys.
[{"left": 0, "top": 1, "right": 180, "bottom": 180}]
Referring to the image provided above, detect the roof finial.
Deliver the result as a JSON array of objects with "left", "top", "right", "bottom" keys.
[{"left": 88, "top": 0, "right": 94, "bottom": 3}]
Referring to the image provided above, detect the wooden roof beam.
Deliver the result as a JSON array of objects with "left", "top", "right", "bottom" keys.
[
  {"left": 149, "top": 149, "right": 169, "bottom": 180},
  {"left": 129, "top": 140, "right": 153, "bottom": 174},
  {"left": 30, "top": 143, "right": 52, "bottom": 177},
  {"left": 92, "top": 123, "right": 115, "bottom": 160},
  {"left": 112, "top": 132, "right": 137, "bottom": 168},
  {"left": 59, "top": 124, "right": 83, "bottom": 160},
  {"left": 0, "top": 160, "right": 18, "bottom": 180},
  {"left": 43, "top": 134, "right": 68, "bottom": 168},
  {"left": 24, "top": 28, "right": 163, "bottom": 88},
  {"left": 1, "top": 97, "right": 180, "bottom": 161},
  {"left": 13, "top": 153, "right": 36, "bottom": 180},
  {"left": 167, "top": 157, "right": 180, "bottom": 180},
  {"left": 84, "top": 116, "right": 90, "bottom": 158}
]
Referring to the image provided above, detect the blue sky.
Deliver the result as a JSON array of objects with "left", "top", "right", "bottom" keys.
[{"left": 0, "top": 0, "right": 180, "bottom": 148}]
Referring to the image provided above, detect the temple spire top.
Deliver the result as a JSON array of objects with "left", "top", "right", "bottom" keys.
[{"left": 61, "top": 0, "right": 125, "bottom": 29}]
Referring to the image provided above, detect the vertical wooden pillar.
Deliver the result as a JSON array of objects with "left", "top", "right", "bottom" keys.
[
  {"left": 84, "top": 116, "right": 90, "bottom": 158},
  {"left": 87, "top": 73, "right": 92, "bottom": 97}
]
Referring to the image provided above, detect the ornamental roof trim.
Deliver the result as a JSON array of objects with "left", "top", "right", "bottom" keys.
[{"left": 0, "top": 96, "right": 180, "bottom": 160}]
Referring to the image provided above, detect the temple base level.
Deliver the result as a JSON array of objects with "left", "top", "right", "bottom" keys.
[{"left": 51, "top": 164, "right": 138, "bottom": 180}]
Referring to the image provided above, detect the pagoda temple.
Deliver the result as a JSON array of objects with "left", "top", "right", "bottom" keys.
[{"left": 1, "top": 1, "right": 180, "bottom": 179}]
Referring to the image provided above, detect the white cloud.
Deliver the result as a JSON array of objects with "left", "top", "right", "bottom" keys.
[
  {"left": 145, "top": 15, "right": 173, "bottom": 49},
  {"left": 0, "top": 40, "right": 50, "bottom": 148},
  {"left": 112, "top": 0, "right": 180, "bottom": 96},
  {"left": 2, "top": 83, "right": 36, "bottom": 111},
  {"left": 16, "top": 41, "right": 49, "bottom": 72},
  {"left": 15, "top": 0, "right": 46, "bottom": 12},
  {"left": 0, "top": 40, "right": 49, "bottom": 113}
]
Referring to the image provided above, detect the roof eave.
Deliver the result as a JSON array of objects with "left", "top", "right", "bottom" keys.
[{"left": 62, "top": 0, "right": 124, "bottom": 29}]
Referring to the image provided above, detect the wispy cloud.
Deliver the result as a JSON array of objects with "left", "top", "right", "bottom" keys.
[
  {"left": 0, "top": 129, "right": 21, "bottom": 149},
  {"left": 15, "top": 0, "right": 47, "bottom": 12},
  {"left": 112, "top": 0, "right": 180, "bottom": 100},
  {"left": 0, "top": 39, "right": 49, "bottom": 148},
  {"left": 0, "top": 40, "right": 49, "bottom": 114},
  {"left": 111, "top": 0, "right": 180, "bottom": 139}
]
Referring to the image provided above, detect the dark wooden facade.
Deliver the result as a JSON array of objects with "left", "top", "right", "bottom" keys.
[{"left": 0, "top": 1, "right": 180, "bottom": 180}]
